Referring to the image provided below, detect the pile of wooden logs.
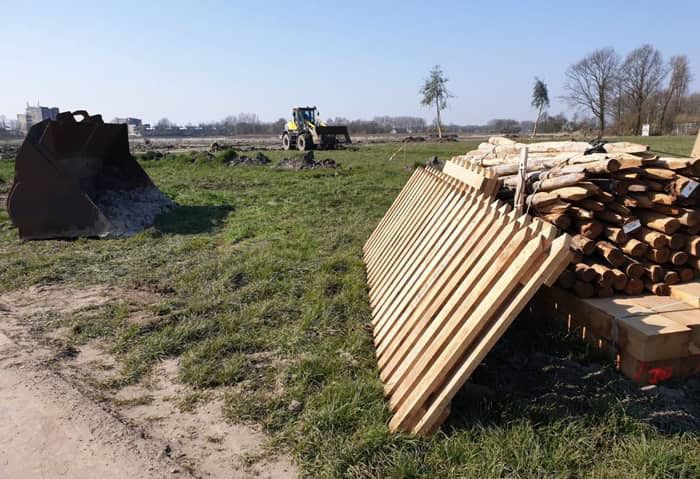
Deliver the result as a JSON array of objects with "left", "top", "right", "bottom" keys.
[{"left": 452, "top": 136, "right": 700, "bottom": 298}]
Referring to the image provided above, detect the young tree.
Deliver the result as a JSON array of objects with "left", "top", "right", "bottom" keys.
[
  {"left": 563, "top": 48, "right": 619, "bottom": 137},
  {"left": 420, "top": 65, "right": 452, "bottom": 138},
  {"left": 531, "top": 78, "right": 549, "bottom": 137},
  {"left": 658, "top": 55, "right": 691, "bottom": 132},
  {"left": 620, "top": 44, "right": 668, "bottom": 135}
]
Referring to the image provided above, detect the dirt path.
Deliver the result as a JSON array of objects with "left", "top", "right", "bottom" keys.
[
  {"left": 0, "top": 329, "right": 187, "bottom": 478},
  {"left": 0, "top": 284, "right": 296, "bottom": 478}
]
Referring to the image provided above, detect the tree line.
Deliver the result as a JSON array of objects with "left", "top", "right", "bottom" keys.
[
  {"left": 421, "top": 45, "right": 698, "bottom": 138},
  {"left": 562, "top": 44, "right": 694, "bottom": 136},
  {"left": 145, "top": 115, "right": 430, "bottom": 137}
]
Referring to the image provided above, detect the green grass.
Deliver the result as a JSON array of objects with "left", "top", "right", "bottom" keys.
[
  {"left": 516, "top": 134, "right": 696, "bottom": 157},
  {"left": 0, "top": 137, "right": 698, "bottom": 478},
  {"left": 608, "top": 136, "right": 697, "bottom": 157}
]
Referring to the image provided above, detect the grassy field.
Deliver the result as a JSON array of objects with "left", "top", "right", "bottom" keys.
[{"left": 0, "top": 136, "right": 699, "bottom": 477}]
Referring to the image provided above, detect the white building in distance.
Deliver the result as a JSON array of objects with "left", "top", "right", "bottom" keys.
[{"left": 17, "top": 103, "right": 59, "bottom": 133}]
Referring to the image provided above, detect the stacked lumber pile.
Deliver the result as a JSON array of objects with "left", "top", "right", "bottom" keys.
[{"left": 452, "top": 137, "right": 700, "bottom": 298}]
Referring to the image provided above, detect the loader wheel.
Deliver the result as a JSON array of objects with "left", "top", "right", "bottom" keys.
[
  {"left": 282, "top": 133, "right": 291, "bottom": 150},
  {"left": 297, "top": 134, "right": 312, "bottom": 151}
]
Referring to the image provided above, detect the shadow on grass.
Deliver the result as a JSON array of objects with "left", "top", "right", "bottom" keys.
[
  {"left": 154, "top": 204, "right": 234, "bottom": 235},
  {"left": 443, "top": 314, "right": 700, "bottom": 436}
]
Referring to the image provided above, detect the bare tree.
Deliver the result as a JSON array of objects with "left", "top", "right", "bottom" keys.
[
  {"left": 420, "top": 65, "right": 453, "bottom": 138},
  {"left": 531, "top": 78, "right": 549, "bottom": 137},
  {"left": 613, "top": 79, "right": 625, "bottom": 134},
  {"left": 563, "top": 48, "right": 619, "bottom": 137},
  {"left": 658, "top": 55, "right": 691, "bottom": 132},
  {"left": 620, "top": 44, "right": 668, "bottom": 135}
]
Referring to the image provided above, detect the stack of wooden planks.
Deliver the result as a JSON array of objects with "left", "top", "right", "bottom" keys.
[
  {"left": 452, "top": 136, "right": 700, "bottom": 298},
  {"left": 531, "top": 281, "right": 700, "bottom": 384},
  {"left": 363, "top": 166, "right": 571, "bottom": 434}
]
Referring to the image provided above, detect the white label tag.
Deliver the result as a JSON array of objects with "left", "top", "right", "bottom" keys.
[
  {"left": 681, "top": 180, "right": 699, "bottom": 198},
  {"left": 623, "top": 219, "right": 641, "bottom": 234}
]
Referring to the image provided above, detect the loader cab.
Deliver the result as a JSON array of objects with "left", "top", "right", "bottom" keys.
[{"left": 294, "top": 107, "right": 317, "bottom": 127}]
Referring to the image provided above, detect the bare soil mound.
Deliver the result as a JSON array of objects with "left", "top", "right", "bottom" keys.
[
  {"left": 227, "top": 152, "right": 271, "bottom": 167},
  {"left": 275, "top": 151, "right": 341, "bottom": 170}
]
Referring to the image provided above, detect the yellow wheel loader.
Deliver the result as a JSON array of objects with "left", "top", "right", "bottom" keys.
[
  {"left": 281, "top": 106, "right": 351, "bottom": 151},
  {"left": 7, "top": 110, "right": 174, "bottom": 240}
]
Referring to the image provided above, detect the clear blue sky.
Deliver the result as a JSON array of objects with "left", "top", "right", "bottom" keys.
[{"left": 2, "top": 0, "right": 699, "bottom": 125}]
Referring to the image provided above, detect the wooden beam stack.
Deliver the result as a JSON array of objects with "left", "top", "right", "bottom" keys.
[
  {"left": 451, "top": 136, "right": 700, "bottom": 298},
  {"left": 531, "top": 282, "right": 700, "bottom": 385}
]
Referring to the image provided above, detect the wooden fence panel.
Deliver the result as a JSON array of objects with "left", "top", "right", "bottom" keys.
[{"left": 364, "top": 166, "right": 571, "bottom": 434}]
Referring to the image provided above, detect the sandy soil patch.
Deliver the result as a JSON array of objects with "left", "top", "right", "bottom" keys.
[{"left": 0, "top": 283, "right": 296, "bottom": 478}]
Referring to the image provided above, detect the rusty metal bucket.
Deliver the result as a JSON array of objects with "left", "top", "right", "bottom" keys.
[{"left": 7, "top": 110, "right": 173, "bottom": 239}]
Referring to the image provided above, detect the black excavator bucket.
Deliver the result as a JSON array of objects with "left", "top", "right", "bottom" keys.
[
  {"left": 7, "top": 110, "right": 174, "bottom": 240},
  {"left": 316, "top": 125, "right": 352, "bottom": 143}
]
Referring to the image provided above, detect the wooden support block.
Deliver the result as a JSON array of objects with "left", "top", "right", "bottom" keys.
[
  {"left": 546, "top": 290, "right": 695, "bottom": 361},
  {"left": 617, "top": 313, "right": 691, "bottom": 361},
  {"left": 619, "top": 352, "right": 700, "bottom": 385},
  {"left": 670, "top": 281, "right": 700, "bottom": 308}
]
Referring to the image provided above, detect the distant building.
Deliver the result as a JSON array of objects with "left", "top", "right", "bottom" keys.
[
  {"left": 16, "top": 104, "right": 59, "bottom": 133},
  {"left": 112, "top": 117, "right": 144, "bottom": 136}
]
